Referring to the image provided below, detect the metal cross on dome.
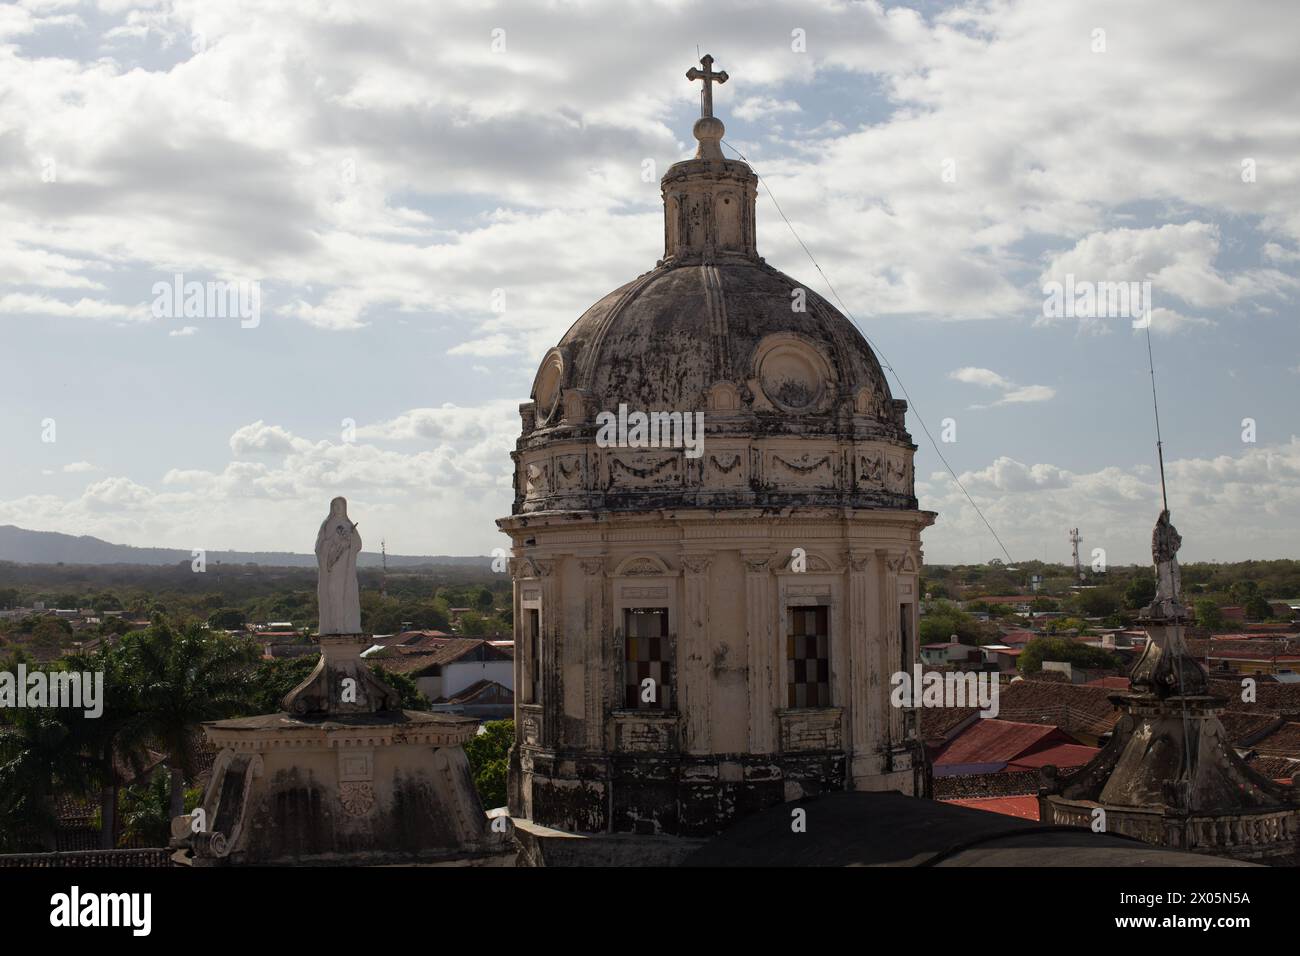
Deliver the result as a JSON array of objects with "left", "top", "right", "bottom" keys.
[{"left": 686, "top": 53, "right": 728, "bottom": 119}]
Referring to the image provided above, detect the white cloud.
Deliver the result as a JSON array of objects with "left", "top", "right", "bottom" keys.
[
  {"left": 81, "top": 476, "right": 154, "bottom": 511},
  {"left": 2, "top": 0, "right": 1294, "bottom": 346},
  {"left": 732, "top": 96, "right": 802, "bottom": 121},
  {"left": 998, "top": 384, "right": 1056, "bottom": 404},
  {"left": 0, "top": 404, "right": 520, "bottom": 553},
  {"left": 950, "top": 367, "right": 1012, "bottom": 389},
  {"left": 1, "top": 0, "right": 1298, "bottom": 566},
  {"left": 229, "top": 421, "right": 309, "bottom": 457},
  {"left": 949, "top": 366, "right": 1055, "bottom": 407},
  {"left": 920, "top": 439, "right": 1300, "bottom": 564},
  {"left": 0, "top": 293, "right": 143, "bottom": 321},
  {"left": 1038, "top": 223, "right": 1292, "bottom": 333}
]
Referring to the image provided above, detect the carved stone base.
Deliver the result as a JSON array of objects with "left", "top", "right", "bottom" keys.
[
  {"left": 1039, "top": 690, "right": 1300, "bottom": 861},
  {"left": 173, "top": 710, "right": 504, "bottom": 865},
  {"left": 282, "top": 634, "right": 401, "bottom": 716}
]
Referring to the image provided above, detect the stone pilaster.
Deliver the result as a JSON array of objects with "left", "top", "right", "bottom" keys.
[
  {"left": 845, "top": 551, "right": 873, "bottom": 761},
  {"left": 681, "top": 553, "right": 713, "bottom": 753},
  {"left": 535, "top": 558, "right": 561, "bottom": 748},
  {"left": 881, "top": 552, "right": 904, "bottom": 745},
  {"left": 579, "top": 557, "right": 606, "bottom": 750},
  {"left": 743, "top": 550, "right": 777, "bottom": 753},
  {"left": 508, "top": 558, "right": 525, "bottom": 719}
]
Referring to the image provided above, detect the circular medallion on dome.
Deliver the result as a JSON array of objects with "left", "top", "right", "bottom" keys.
[
  {"left": 532, "top": 349, "right": 565, "bottom": 425},
  {"left": 754, "top": 335, "right": 831, "bottom": 412}
]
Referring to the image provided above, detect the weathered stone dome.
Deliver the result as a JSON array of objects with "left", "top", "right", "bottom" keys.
[
  {"left": 545, "top": 259, "right": 897, "bottom": 429},
  {"left": 511, "top": 96, "right": 916, "bottom": 516}
]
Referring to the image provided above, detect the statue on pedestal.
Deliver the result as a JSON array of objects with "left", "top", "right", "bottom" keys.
[
  {"left": 316, "top": 496, "right": 362, "bottom": 635},
  {"left": 1132, "top": 508, "right": 1202, "bottom": 695},
  {"left": 283, "top": 496, "right": 398, "bottom": 716},
  {"left": 1149, "top": 508, "right": 1184, "bottom": 620}
]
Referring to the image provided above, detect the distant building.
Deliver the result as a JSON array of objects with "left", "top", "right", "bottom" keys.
[
  {"left": 981, "top": 645, "right": 1022, "bottom": 673},
  {"left": 369, "top": 638, "right": 513, "bottom": 704},
  {"left": 920, "top": 641, "right": 978, "bottom": 666},
  {"left": 430, "top": 679, "right": 514, "bottom": 719}
]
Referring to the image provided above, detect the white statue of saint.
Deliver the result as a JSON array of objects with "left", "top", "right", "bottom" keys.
[{"left": 316, "top": 496, "right": 362, "bottom": 635}]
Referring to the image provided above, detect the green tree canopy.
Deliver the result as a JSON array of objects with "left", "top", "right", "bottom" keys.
[
  {"left": 207, "top": 608, "right": 247, "bottom": 631},
  {"left": 463, "top": 720, "right": 513, "bottom": 809},
  {"left": 1124, "top": 576, "right": 1157, "bottom": 610},
  {"left": 1067, "top": 587, "right": 1122, "bottom": 618},
  {"left": 368, "top": 665, "right": 431, "bottom": 710},
  {"left": 1196, "top": 598, "right": 1225, "bottom": 630},
  {"left": 118, "top": 621, "right": 260, "bottom": 817},
  {"left": 1244, "top": 594, "right": 1273, "bottom": 621},
  {"left": 1017, "top": 637, "right": 1119, "bottom": 675},
  {"left": 919, "top": 601, "right": 993, "bottom": 646}
]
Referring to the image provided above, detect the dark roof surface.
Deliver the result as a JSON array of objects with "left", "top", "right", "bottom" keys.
[{"left": 683, "top": 791, "right": 1250, "bottom": 867}]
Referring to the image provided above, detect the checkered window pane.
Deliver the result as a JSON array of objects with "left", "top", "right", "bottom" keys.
[
  {"left": 624, "top": 608, "right": 671, "bottom": 710},
  {"left": 786, "top": 606, "right": 830, "bottom": 708}
]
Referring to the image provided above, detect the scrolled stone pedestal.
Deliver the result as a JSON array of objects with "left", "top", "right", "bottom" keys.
[
  {"left": 282, "top": 633, "right": 401, "bottom": 716},
  {"left": 173, "top": 632, "right": 505, "bottom": 866}
]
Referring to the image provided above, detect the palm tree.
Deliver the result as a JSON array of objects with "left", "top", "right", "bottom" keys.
[
  {"left": 119, "top": 765, "right": 199, "bottom": 846},
  {"left": 119, "top": 621, "right": 259, "bottom": 818},
  {"left": 0, "top": 705, "right": 95, "bottom": 852},
  {"left": 63, "top": 645, "right": 152, "bottom": 849}
]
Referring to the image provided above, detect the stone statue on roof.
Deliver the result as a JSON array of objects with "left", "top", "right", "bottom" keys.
[
  {"left": 316, "top": 496, "right": 362, "bottom": 635},
  {"left": 1148, "top": 508, "right": 1184, "bottom": 620}
]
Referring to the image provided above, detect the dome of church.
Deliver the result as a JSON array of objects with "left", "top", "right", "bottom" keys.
[
  {"left": 511, "top": 65, "right": 916, "bottom": 516},
  {"left": 499, "top": 58, "right": 935, "bottom": 843},
  {"left": 545, "top": 258, "right": 895, "bottom": 430}
]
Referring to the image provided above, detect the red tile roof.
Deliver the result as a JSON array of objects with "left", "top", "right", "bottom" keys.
[
  {"left": 433, "top": 679, "right": 514, "bottom": 705},
  {"left": 918, "top": 706, "right": 981, "bottom": 742},
  {"left": 368, "top": 638, "right": 512, "bottom": 674},
  {"left": 1251, "top": 721, "right": 1300, "bottom": 756},
  {"left": 999, "top": 630, "right": 1037, "bottom": 645},
  {"left": 1006, "top": 743, "right": 1099, "bottom": 771},
  {"left": 942, "top": 795, "right": 1041, "bottom": 821},
  {"left": 1247, "top": 754, "right": 1300, "bottom": 782},
  {"left": 1209, "top": 649, "right": 1300, "bottom": 662},
  {"left": 996, "top": 680, "right": 1123, "bottom": 737},
  {"left": 935, "top": 719, "right": 1075, "bottom": 768},
  {"left": 1218, "top": 712, "right": 1283, "bottom": 747},
  {"left": 1212, "top": 678, "right": 1300, "bottom": 716},
  {"left": 1083, "top": 676, "right": 1132, "bottom": 690},
  {"left": 371, "top": 629, "right": 453, "bottom": 649}
]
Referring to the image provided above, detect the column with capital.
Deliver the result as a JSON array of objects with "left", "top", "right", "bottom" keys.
[
  {"left": 743, "top": 551, "right": 777, "bottom": 753},
  {"left": 844, "top": 551, "right": 873, "bottom": 763},
  {"left": 881, "top": 552, "right": 905, "bottom": 746},
  {"left": 681, "top": 553, "right": 714, "bottom": 753},
  {"left": 579, "top": 557, "right": 607, "bottom": 750},
  {"left": 534, "top": 558, "right": 561, "bottom": 749},
  {"left": 507, "top": 557, "right": 524, "bottom": 720}
]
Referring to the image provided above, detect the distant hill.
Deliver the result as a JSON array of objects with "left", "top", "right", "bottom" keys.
[{"left": 0, "top": 525, "right": 487, "bottom": 569}]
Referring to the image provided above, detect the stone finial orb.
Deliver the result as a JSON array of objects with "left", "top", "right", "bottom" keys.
[{"left": 693, "top": 116, "right": 726, "bottom": 161}]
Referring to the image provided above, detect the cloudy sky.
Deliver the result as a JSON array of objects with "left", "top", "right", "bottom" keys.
[{"left": 1, "top": 0, "right": 1297, "bottom": 566}]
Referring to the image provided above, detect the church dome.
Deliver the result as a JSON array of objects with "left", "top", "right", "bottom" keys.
[
  {"left": 545, "top": 259, "right": 895, "bottom": 427},
  {"left": 511, "top": 65, "right": 916, "bottom": 517}
]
